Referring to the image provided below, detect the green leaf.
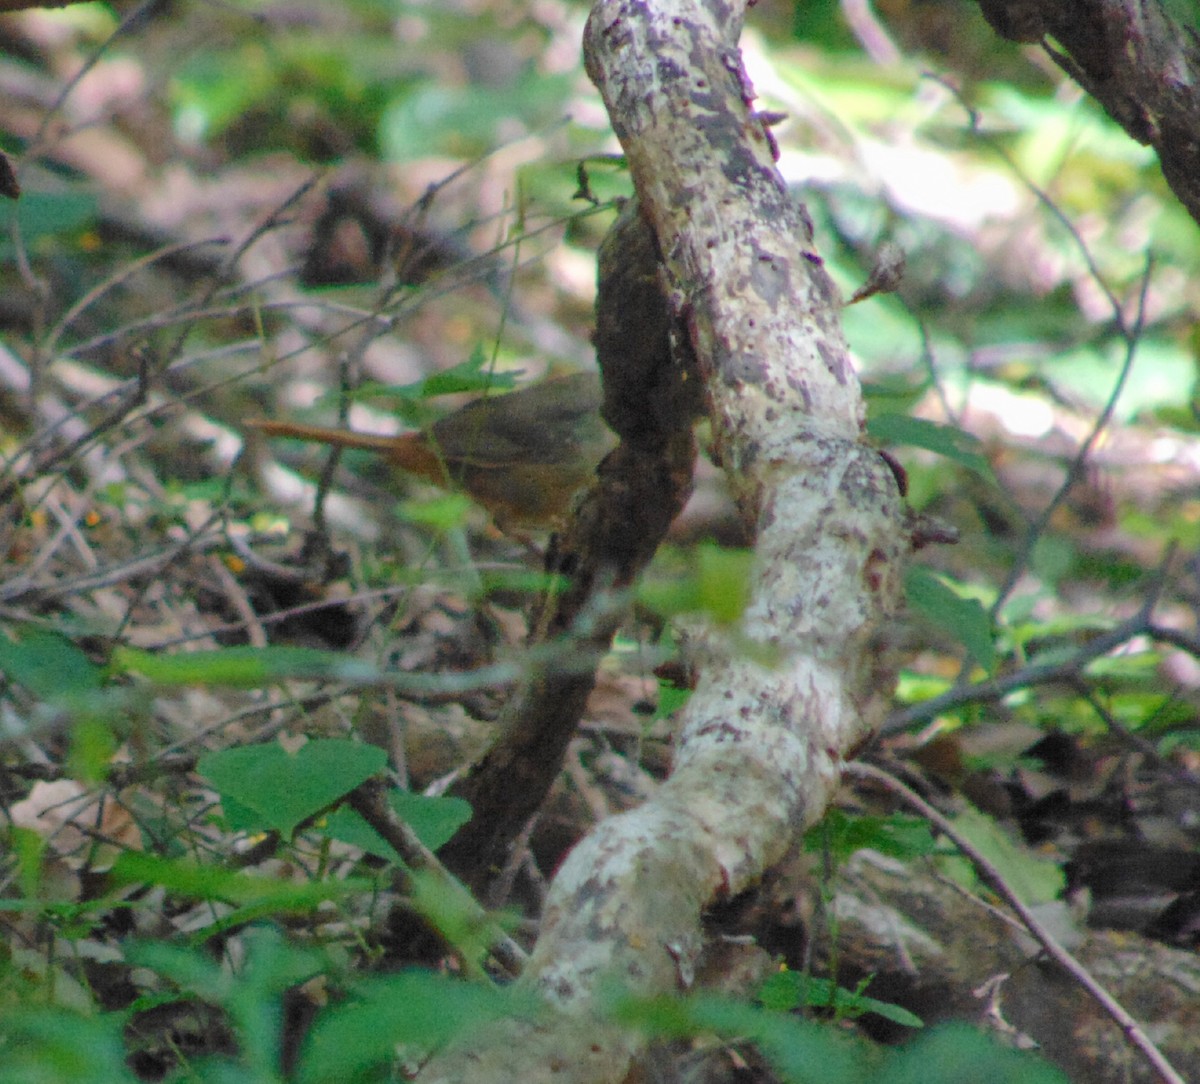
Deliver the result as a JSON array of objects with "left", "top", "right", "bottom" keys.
[
  {"left": 639, "top": 544, "right": 755, "bottom": 626},
  {"left": 111, "top": 644, "right": 376, "bottom": 688},
  {"left": 804, "top": 809, "right": 937, "bottom": 865},
  {"left": 758, "top": 971, "right": 923, "bottom": 1029},
  {"left": 877, "top": 1022, "right": 1068, "bottom": 1084},
  {"left": 320, "top": 791, "right": 470, "bottom": 863},
  {"left": 867, "top": 414, "right": 994, "bottom": 482},
  {"left": 298, "top": 971, "right": 535, "bottom": 1084},
  {"left": 654, "top": 681, "right": 692, "bottom": 721},
  {"left": 389, "top": 790, "right": 472, "bottom": 851},
  {"left": 905, "top": 567, "right": 996, "bottom": 672},
  {"left": 110, "top": 852, "right": 364, "bottom": 909},
  {"left": 0, "top": 626, "right": 103, "bottom": 700},
  {"left": 398, "top": 491, "right": 475, "bottom": 529},
  {"left": 944, "top": 807, "right": 1065, "bottom": 906},
  {"left": 198, "top": 740, "right": 387, "bottom": 839},
  {"left": 344, "top": 349, "right": 521, "bottom": 418},
  {"left": 0, "top": 1007, "right": 135, "bottom": 1084},
  {"left": 321, "top": 805, "right": 404, "bottom": 865},
  {"left": 613, "top": 992, "right": 868, "bottom": 1084},
  {"left": 0, "top": 189, "right": 98, "bottom": 258}
]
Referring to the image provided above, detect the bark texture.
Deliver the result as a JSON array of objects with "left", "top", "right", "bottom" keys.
[
  {"left": 417, "top": 1, "right": 911, "bottom": 1079},
  {"left": 977, "top": 0, "right": 1200, "bottom": 228}
]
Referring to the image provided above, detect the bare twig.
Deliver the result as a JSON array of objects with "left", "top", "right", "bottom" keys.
[{"left": 847, "top": 761, "right": 1186, "bottom": 1084}]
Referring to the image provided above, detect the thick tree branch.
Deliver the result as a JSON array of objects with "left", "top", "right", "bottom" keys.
[{"left": 417, "top": 1, "right": 912, "bottom": 1078}]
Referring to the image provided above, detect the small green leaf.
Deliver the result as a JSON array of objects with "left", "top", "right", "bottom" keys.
[
  {"left": 398, "top": 491, "right": 475, "bottom": 529},
  {"left": 868, "top": 414, "right": 994, "bottom": 482},
  {"left": 389, "top": 790, "right": 472, "bottom": 851},
  {"left": 758, "top": 971, "right": 923, "bottom": 1028},
  {"left": 804, "top": 809, "right": 937, "bottom": 865},
  {"left": 320, "top": 790, "right": 471, "bottom": 866},
  {"left": 878, "top": 1022, "right": 1069, "bottom": 1084},
  {"left": 905, "top": 567, "right": 996, "bottom": 672},
  {"left": 111, "top": 644, "right": 376, "bottom": 688},
  {"left": 198, "top": 739, "right": 387, "bottom": 839},
  {"left": 654, "top": 681, "right": 692, "bottom": 721},
  {"left": 0, "top": 626, "right": 103, "bottom": 700},
  {"left": 0, "top": 189, "right": 97, "bottom": 256},
  {"left": 321, "top": 806, "right": 404, "bottom": 865}
]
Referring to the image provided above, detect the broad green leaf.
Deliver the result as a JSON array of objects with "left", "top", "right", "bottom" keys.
[
  {"left": 867, "top": 414, "right": 994, "bottom": 482},
  {"left": 198, "top": 739, "right": 387, "bottom": 839},
  {"left": 0, "top": 190, "right": 97, "bottom": 257},
  {"left": 905, "top": 567, "right": 995, "bottom": 672},
  {"left": 321, "top": 805, "right": 404, "bottom": 865},
  {"left": 389, "top": 790, "right": 472, "bottom": 851},
  {"left": 805, "top": 809, "right": 937, "bottom": 865},
  {"left": 320, "top": 792, "right": 470, "bottom": 864},
  {"left": 878, "top": 1022, "right": 1068, "bottom": 1084},
  {"left": 298, "top": 971, "right": 535, "bottom": 1084},
  {"left": 0, "top": 626, "right": 103, "bottom": 700},
  {"left": 944, "top": 807, "right": 1065, "bottom": 905},
  {"left": 0, "top": 1008, "right": 134, "bottom": 1084}
]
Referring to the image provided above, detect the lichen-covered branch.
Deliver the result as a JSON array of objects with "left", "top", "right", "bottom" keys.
[
  {"left": 417, "top": 1, "right": 911, "bottom": 1079},
  {"left": 977, "top": 0, "right": 1200, "bottom": 228}
]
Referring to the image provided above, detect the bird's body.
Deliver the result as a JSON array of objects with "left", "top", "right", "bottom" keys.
[{"left": 248, "top": 372, "right": 613, "bottom": 528}]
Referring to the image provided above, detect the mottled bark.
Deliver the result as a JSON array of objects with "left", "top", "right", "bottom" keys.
[{"left": 417, "top": 1, "right": 912, "bottom": 1079}]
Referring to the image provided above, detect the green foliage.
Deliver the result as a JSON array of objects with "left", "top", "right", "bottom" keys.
[
  {"left": 111, "top": 644, "right": 378, "bottom": 688},
  {"left": 380, "top": 71, "right": 575, "bottom": 161},
  {"left": 129, "top": 927, "right": 324, "bottom": 1082},
  {"left": 198, "top": 739, "right": 387, "bottom": 839},
  {"left": 804, "top": 809, "right": 937, "bottom": 866},
  {"left": 0, "top": 626, "right": 102, "bottom": 700},
  {"left": 339, "top": 347, "right": 522, "bottom": 427},
  {"left": 877, "top": 1023, "right": 1068, "bottom": 1084},
  {"left": 759, "top": 970, "right": 924, "bottom": 1029},
  {"left": 299, "top": 969, "right": 538, "bottom": 1084},
  {"left": 639, "top": 544, "right": 755, "bottom": 626},
  {"left": 0, "top": 1007, "right": 132, "bottom": 1084},
  {"left": 110, "top": 852, "right": 368, "bottom": 920},
  {"left": 938, "top": 807, "right": 1065, "bottom": 905},
  {"left": 0, "top": 190, "right": 97, "bottom": 259},
  {"left": 614, "top": 990, "right": 1066, "bottom": 1084},
  {"left": 904, "top": 568, "right": 996, "bottom": 672},
  {"left": 322, "top": 790, "right": 473, "bottom": 862},
  {"left": 867, "top": 413, "right": 994, "bottom": 482}
]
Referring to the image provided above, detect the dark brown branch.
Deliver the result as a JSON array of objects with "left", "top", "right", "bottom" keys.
[
  {"left": 440, "top": 202, "right": 698, "bottom": 889},
  {"left": 976, "top": 0, "right": 1200, "bottom": 228}
]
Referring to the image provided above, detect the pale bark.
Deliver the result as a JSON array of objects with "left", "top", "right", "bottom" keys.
[{"left": 417, "top": 1, "right": 911, "bottom": 1079}]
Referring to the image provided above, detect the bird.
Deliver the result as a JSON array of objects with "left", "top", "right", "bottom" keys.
[{"left": 246, "top": 372, "right": 614, "bottom": 529}]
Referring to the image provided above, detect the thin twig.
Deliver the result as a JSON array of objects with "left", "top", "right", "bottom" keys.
[
  {"left": 882, "top": 550, "right": 1173, "bottom": 734},
  {"left": 846, "top": 761, "right": 1186, "bottom": 1084}
]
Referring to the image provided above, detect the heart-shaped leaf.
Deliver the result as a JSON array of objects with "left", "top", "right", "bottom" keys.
[{"left": 198, "top": 740, "right": 387, "bottom": 840}]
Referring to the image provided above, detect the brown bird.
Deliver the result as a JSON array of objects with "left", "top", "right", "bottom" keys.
[{"left": 246, "top": 372, "right": 613, "bottom": 529}]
